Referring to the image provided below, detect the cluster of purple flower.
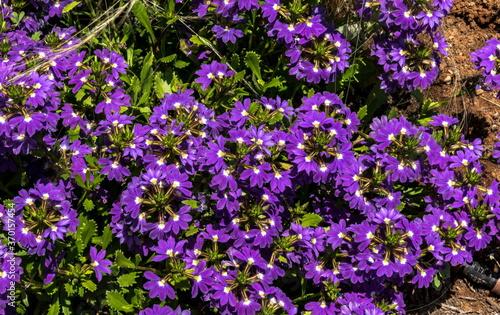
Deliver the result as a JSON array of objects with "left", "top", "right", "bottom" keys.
[
  {"left": 264, "top": 2, "right": 352, "bottom": 83},
  {"left": 189, "top": 0, "right": 351, "bottom": 84},
  {"left": 471, "top": 38, "right": 500, "bottom": 97},
  {"left": 87, "top": 88, "right": 498, "bottom": 313},
  {"left": 358, "top": 0, "right": 453, "bottom": 91}
]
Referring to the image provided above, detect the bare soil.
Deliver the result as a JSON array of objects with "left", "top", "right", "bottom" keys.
[{"left": 407, "top": 0, "right": 500, "bottom": 313}]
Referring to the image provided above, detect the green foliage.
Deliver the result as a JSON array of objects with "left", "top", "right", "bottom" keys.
[
  {"left": 115, "top": 251, "right": 136, "bottom": 269},
  {"left": 106, "top": 290, "right": 135, "bottom": 313},
  {"left": 76, "top": 219, "right": 97, "bottom": 254},
  {"left": 131, "top": 1, "right": 156, "bottom": 41},
  {"left": 301, "top": 213, "right": 323, "bottom": 227}
]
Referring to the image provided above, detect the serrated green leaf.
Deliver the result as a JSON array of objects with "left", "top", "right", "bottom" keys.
[
  {"left": 244, "top": 51, "right": 262, "bottom": 82},
  {"left": 82, "top": 280, "right": 97, "bottom": 292},
  {"left": 83, "top": 199, "right": 94, "bottom": 211},
  {"left": 232, "top": 70, "right": 246, "bottom": 83},
  {"left": 62, "top": 1, "right": 81, "bottom": 13},
  {"left": 47, "top": 300, "right": 60, "bottom": 315},
  {"left": 357, "top": 105, "right": 367, "bottom": 121},
  {"left": 115, "top": 251, "right": 135, "bottom": 268},
  {"left": 174, "top": 60, "right": 190, "bottom": 69},
  {"left": 158, "top": 54, "right": 176, "bottom": 63},
  {"left": 76, "top": 220, "right": 97, "bottom": 253},
  {"left": 181, "top": 199, "right": 199, "bottom": 208},
  {"left": 268, "top": 112, "right": 283, "bottom": 125},
  {"left": 64, "top": 283, "right": 75, "bottom": 295},
  {"left": 340, "top": 63, "right": 359, "bottom": 84},
  {"left": 155, "top": 75, "right": 172, "bottom": 98},
  {"left": 418, "top": 117, "right": 433, "bottom": 126},
  {"left": 233, "top": 88, "right": 250, "bottom": 96},
  {"left": 432, "top": 274, "right": 441, "bottom": 290},
  {"left": 140, "top": 51, "right": 154, "bottom": 83},
  {"left": 106, "top": 291, "right": 134, "bottom": 312},
  {"left": 190, "top": 35, "right": 209, "bottom": 46},
  {"left": 388, "top": 107, "right": 399, "bottom": 119},
  {"left": 131, "top": 288, "right": 146, "bottom": 305},
  {"left": 249, "top": 101, "right": 259, "bottom": 115},
  {"left": 353, "top": 145, "right": 370, "bottom": 152},
  {"left": 185, "top": 225, "right": 199, "bottom": 237},
  {"left": 301, "top": 213, "right": 322, "bottom": 227},
  {"left": 117, "top": 272, "right": 138, "bottom": 287},
  {"left": 132, "top": 1, "right": 156, "bottom": 41},
  {"left": 278, "top": 255, "right": 288, "bottom": 264},
  {"left": 140, "top": 106, "right": 152, "bottom": 113},
  {"left": 229, "top": 53, "right": 240, "bottom": 69},
  {"left": 262, "top": 76, "right": 284, "bottom": 90},
  {"left": 100, "top": 226, "right": 113, "bottom": 249}
]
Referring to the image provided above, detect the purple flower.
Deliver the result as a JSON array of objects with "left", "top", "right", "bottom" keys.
[
  {"left": 195, "top": 61, "right": 234, "bottom": 90},
  {"left": 139, "top": 305, "right": 190, "bottom": 315},
  {"left": 9, "top": 113, "right": 46, "bottom": 137},
  {"left": 239, "top": 163, "right": 272, "bottom": 187},
  {"left": 144, "top": 271, "right": 176, "bottom": 301},
  {"left": 95, "top": 49, "right": 128, "bottom": 79},
  {"left": 212, "top": 25, "right": 243, "bottom": 43},
  {"left": 98, "top": 158, "right": 131, "bottom": 182},
  {"left": 89, "top": 247, "right": 112, "bottom": 282},
  {"left": 68, "top": 69, "right": 92, "bottom": 93},
  {"left": 152, "top": 237, "right": 187, "bottom": 261},
  {"left": 261, "top": 0, "right": 281, "bottom": 23}
]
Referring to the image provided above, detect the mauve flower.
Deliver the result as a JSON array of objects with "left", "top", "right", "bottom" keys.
[
  {"left": 212, "top": 25, "right": 243, "bottom": 44},
  {"left": 144, "top": 271, "right": 176, "bottom": 301},
  {"left": 89, "top": 247, "right": 112, "bottom": 282},
  {"left": 195, "top": 61, "right": 234, "bottom": 90}
]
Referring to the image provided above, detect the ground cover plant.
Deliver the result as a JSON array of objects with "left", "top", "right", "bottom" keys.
[{"left": 1, "top": 0, "right": 500, "bottom": 314}]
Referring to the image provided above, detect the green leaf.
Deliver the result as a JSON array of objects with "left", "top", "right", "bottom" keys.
[
  {"left": 244, "top": 51, "right": 262, "bottom": 82},
  {"left": 140, "top": 51, "right": 154, "bottom": 83},
  {"left": 76, "top": 220, "right": 97, "bottom": 253},
  {"left": 64, "top": 283, "right": 75, "bottom": 295},
  {"left": 181, "top": 200, "right": 199, "bottom": 209},
  {"left": 278, "top": 255, "right": 288, "bottom": 264},
  {"left": 74, "top": 174, "right": 85, "bottom": 189},
  {"left": 353, "top": 145, "right": 370, "bottom": 152},
  {"left": 131, "top": 288, "right": 146, "bottom": 306},
  {"left": 185, "top": 225, "right": 199, "bottom": 237},
  {"left": 100, "top": 225, "right": 113, "bottom": 249},
  {"left": 174, "top": 60, "right": 190, "bottom": 69},
  {"left": 268, "top": 113, "right": 283, "bottom": 125},
  {"left": 432, "top": 274, "right": 442, "bottom": 290},
  {"left": 155, "top": 74, "right": 171, "bottom": 98},
  {"left": 388, "top": 107, "right": 399, "bottom": 119},
  {"left": 115, "top": 250, "right": 135, "bottom": 268},
  {"left": 82, "top": 280, "right": 97, "bottom": 292},
  {"left": 190, "top": 35, "right": 209, "bottom": 46},
  {"left": 248, "top": 101, "right": 259, "bottom": 115},
  {"left": 62, "top": 1, "right": 81, "bottom": 13},
  {"left": 106, "top": 290, "right": 134, "bottom": 313},
  {"left": 232, "top": 70, "right": 246, "bottom": 84},
  {"left": 262, "top": 76, "right": 284, "bottom": 91},
  {"left": 158, "top": 54, "right": 176, "bottom": 63},
  {"left": 357, "top": 105, "right": 367, "bottom": 121},
  {"left": 83, "top": 199, "right": 94, "bottom": 211},
  {"left": 301, "top": 213, "right": 323, "bottom": 227},
  {"left": 131, "top": 1, "right": 156, "bottom": 41},
  {"left": 117, "top": 272, "right": 138, "bottom": 287},
  {"left": 47, "top": 300, "right": 60, "bottom": 315}
]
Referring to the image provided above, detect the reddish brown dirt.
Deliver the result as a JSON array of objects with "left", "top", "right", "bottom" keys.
[{"left": 408, "top": 0, "right": 500, "bottom": 313}]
